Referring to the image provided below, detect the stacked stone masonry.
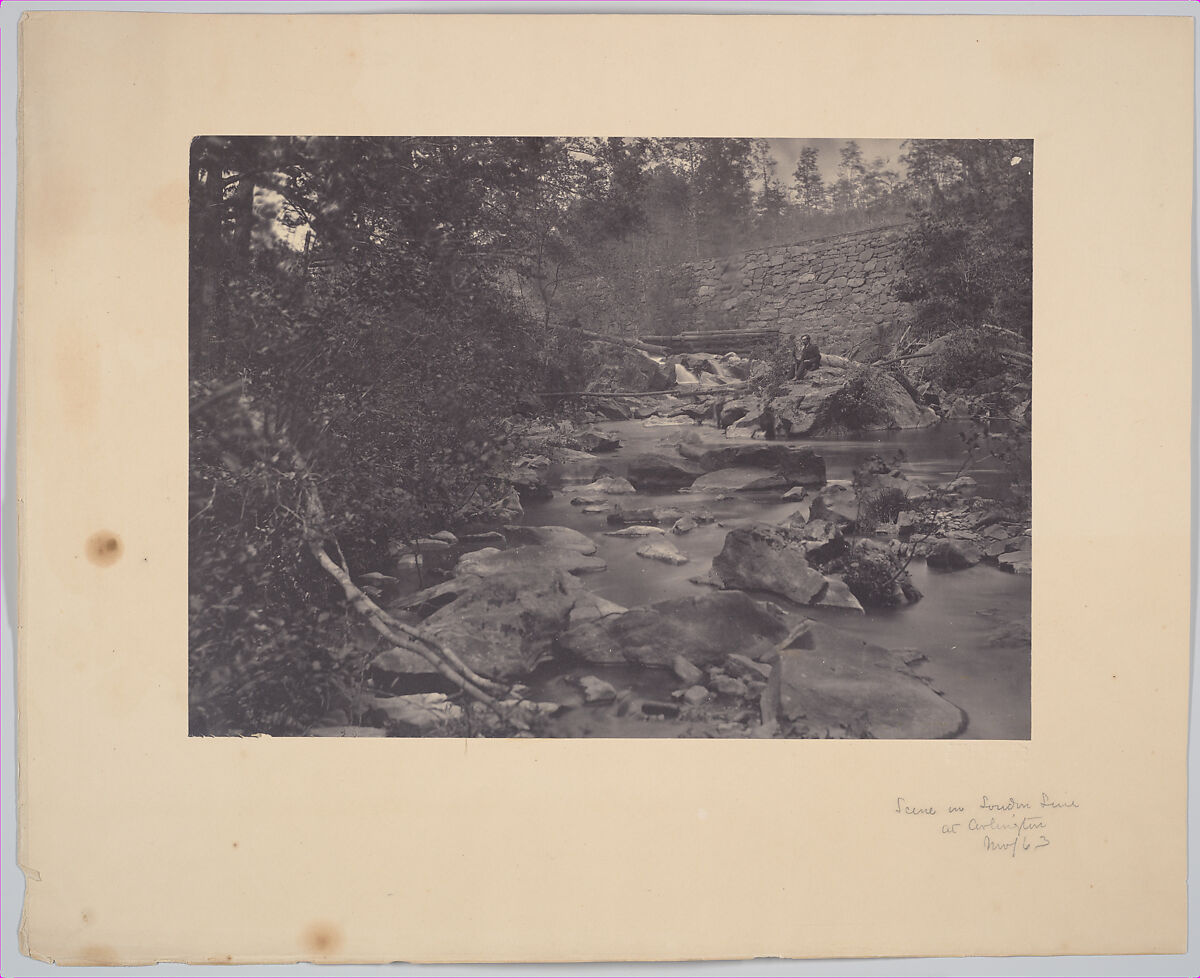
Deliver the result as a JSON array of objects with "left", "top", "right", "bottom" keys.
[{"left": 567, "top": 224, "right": 914, "bottom": 357}]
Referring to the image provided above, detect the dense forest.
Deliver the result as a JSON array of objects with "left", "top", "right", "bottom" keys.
[{"left": 189, "top": 136, "right": 1032, "bottom": 736}]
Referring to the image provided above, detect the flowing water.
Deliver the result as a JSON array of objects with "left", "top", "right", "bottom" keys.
[{"left": 519, "top": 417, "right": 1031, "bottom": 740}]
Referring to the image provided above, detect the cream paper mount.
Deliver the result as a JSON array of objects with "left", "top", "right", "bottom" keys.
[{"left": 15, "top": 10, "right": 1194, "bottom": 965}]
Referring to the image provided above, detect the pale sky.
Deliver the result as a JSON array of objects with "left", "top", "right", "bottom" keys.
[{"left": 768, "top": 138, "right": 909, "bottom": 184}]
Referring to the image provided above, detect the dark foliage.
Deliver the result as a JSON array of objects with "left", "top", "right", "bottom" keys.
[{"left": 894, "top": 139, "right": 1033, "bottom": 341}]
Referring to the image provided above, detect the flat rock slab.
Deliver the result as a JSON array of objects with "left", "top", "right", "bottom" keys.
[
  {"left": 424, "top": 566, "right": 581, "bottom": 679},
  {"left": 636, "top": 541, "right": 690, "bottom": 565},
  {"left": 810, "top": 575, "right": 864, "bottom": 613},
  {"left": 626, "top": 453, "right": 706, "bottom": 490},
  {"left": 998, "top": 547, "right": 1032, "bottom": 575},
  {"left": 568, "top": 592, "right": 629, "bottom": 626},
  {"left": 457, "top": 545, "right": 607, "bottom": 578},
  {"left": 576, "top": 476, "right": 637, "bottom": 495},
  {"left": 576, "top": 431, "right": 621, "bottom": 453},
  {"left": 690, "top": 467, "right": 791, "bottom": 492},
  {"left": 763, "top": 621, "right": 967, "bottom": 739},
  {"left": 559, "top": 590, "right": 791, "bottom": 668},
  {"left": 358, "top": 693, "right": 463, "bottom": 734},
  {"left": 926, "top": 539, "right": 983, "bottom": 570},
  {"left": 502, "top": 524, "right": 598, "bottom": 554},
  {"left": 604, "top": 525, "right": 666, "bottom": 538},
  {"left": 678, "top": 442, "right": 827, "bottom": 484}
]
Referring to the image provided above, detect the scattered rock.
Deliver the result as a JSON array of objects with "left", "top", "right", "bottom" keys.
[
  {"left": 709, "top": 675, "right": 749, "bottom": 698},
  {"left": 422, "top": 566, "right": 582, "bottom": 679},
  {"left": 359, "top": 692, "right": 463, "bottom": 734},
  {"left": 567, "top": 592, "right": 628, "bottom": 626},
  {"left": 604, "top": 524, "right": 666, "bottom": 538},
  {"left": 641, "top": 700, "right": 681, "bottom": 719},
  {"left": 456, "top": 545, "right": 607, "bottom": 578},
  {"left": 672, "top": 516, "right": 698, "bottom": 535},
  {"left": 626, "top": 453, "right": 706, "bottom": 490},
  {"left": 765, "top": 362, "right": 939, "bottom": 436},
  {"left": 997, "top": 547, "right": 1032, "bottom": 575},
  {"left": 677, "top": 442, "right": 827, "bottom": 485},
  {"left": 576, "top": 475, "right": 637, "bottom": 495},
  {"left": 369, "top": 646, "right": 460, "bottom": 695},
  {"left": 607, "top": 505, "right": 690, "bottom": 525},
  {"left": 486, "top": 488, "right": 523, "bottom": 522},
  {"left": 779, "top": 517, "right": 845, "bottom": 564},
  {"left": 502, "top": 524, "right": 598, "bottom": 554},
  {"left": 576, "top": 430, "right": 622, "bottom": 453},
  {"left": 808, "top": 484, "right": 860, "bottom": 529},
  {"left": 636, "top": 541, "right": 690, "bottom": 565},
  {"left": 926, "top": 539, "right": 983, "bottom": 570},
  {"left": 724, "top": 653, "right": 772, "bottom": 681},
  {"left": 810, "top": 575, "right": 865, "bottom": 613},
  {"left": 672, "top": 654, "right": 705, "bottom": 685},
  {"left": 682, "top": 686, "right": 710, "bottom": 706},
  {"left": 761, "top": 620, "right": 967, "bottom": 739},
  {"left": 558, "top": 590, "right": 791, "bottom": 668},
  {"left": 782, "top": 486, "right": 808, "bottom": 501},
  {"left": 579, "top": 675, "right": 618, "bottom": 704},
  {"left": 690, "top": 467, "right": 791, "bottom": 492},
  {"left": 710, "top": 522, "right": 830, "bottom": 605}
]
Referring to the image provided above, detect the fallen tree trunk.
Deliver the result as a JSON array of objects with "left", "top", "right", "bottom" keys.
[{"left": 558, "top": 324, "right": 668, "bottom": 355}]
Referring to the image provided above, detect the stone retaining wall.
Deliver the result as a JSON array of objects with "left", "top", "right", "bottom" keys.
[
  {"left": 676, "top": 224, "right": 913, "bottom": 354},
  {"left": 564, "top": 223, "right": 915, "bottom": 356}
]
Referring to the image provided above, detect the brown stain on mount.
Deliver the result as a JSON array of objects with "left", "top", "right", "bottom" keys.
[
  {"left": 85, "top": 531, "right": 122, "bottom": 567},
  {"left": 302, "top": 922, "right": 344, "bottom": 955}
]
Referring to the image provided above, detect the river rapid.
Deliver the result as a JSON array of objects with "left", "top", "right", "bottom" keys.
[{"left": 519, "top": 417, "right": 1031, "bottom": 740}]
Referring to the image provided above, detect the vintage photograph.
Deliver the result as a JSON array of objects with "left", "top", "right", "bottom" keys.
[{"left": 189, "top": 136, "right": 1032, "bottom": 740}]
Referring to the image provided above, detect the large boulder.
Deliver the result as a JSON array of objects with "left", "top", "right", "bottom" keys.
[
  {"left": 626, "top": 453, "right": 706, "bottom": 491},
  {"left": 677, "top": 442, "right": 826, "bottom": 485},
  {"left": 574, "top": 476, "right": 636, "bottom": 496},
  {"left": 422, "top": 566, "right": 583, "bottom": 679},
  {"left": 576, "top": 430, "right": 622, "bottom": 454},
  {"left": 558, "top": 591, "right": 791, "bottom": 668},
  {"left": 761, "top": 621, "right": 967, "bottom": 739},
  {"left": 588, "top": 347, "right": 673, "bottom": 393},
  {"left": 509, "top": 466, "right": 553, "bottom": 503},
  {"left": 808, "top": 484, "right": 861, "bottom": 530},
  {"left": 758, "top": 362, "right": 938, "bottom": 437},
  {"left": 369, "top": 646, "right": 461, "bottom": 695},
  {"left": 926, "top": 539, "right": 983, "bottom": 570},
  {"left": 710, "top": 523, "right": 831, "bottom": 606},
  {"left": 690, "top": 467, "right": 791, "bottom": 493},
  {"left": 779, "top": 517, "right": 846, "bottom": 564}
]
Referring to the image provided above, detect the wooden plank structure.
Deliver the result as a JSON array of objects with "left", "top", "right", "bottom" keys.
[{"left": 641, "top": 327, "right": 781, "bottom": 355}]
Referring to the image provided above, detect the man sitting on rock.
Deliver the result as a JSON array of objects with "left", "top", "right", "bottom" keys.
[{"left": 793, "top": 333, "right": 822, "bottom": 380}]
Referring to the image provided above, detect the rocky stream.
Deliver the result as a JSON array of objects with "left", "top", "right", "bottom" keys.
[{"left": 314, "top": 351, "right": 1031, "bottom": 740}]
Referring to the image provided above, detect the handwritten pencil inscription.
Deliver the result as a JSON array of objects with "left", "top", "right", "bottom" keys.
[{"left": 893, "top": 792, "right": 1080, "bottom": 858}]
